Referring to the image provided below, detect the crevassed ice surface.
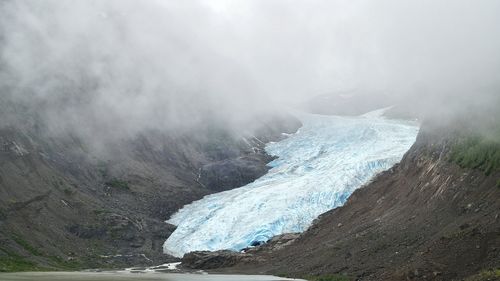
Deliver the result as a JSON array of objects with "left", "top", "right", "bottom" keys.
[{"left": 163, "top": 112, "right": 419, "bottom": 257}]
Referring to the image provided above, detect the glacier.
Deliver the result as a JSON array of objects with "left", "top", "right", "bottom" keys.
[{"left": 163, "top": 112, "right": 419, "bottom": 257}]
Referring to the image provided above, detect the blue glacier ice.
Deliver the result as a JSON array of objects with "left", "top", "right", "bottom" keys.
[{"left": 163, "top": 111, "right": 419, "bottom": 257}]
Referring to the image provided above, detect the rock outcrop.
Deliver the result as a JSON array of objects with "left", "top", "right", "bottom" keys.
[
  {"left": 181, "top": 251, "right": 258, "bottom": 270},
  {"left": 180, "top": 234, "right": 299, "bottom": 270}
]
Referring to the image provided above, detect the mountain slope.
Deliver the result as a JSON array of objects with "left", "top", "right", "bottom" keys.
[{"left": 0, "top": 113, "right": 301, "bottom": 271}]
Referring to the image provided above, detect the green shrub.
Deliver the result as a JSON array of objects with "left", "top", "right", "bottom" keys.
[
  {"left": 0, "top": 239, "right": 83, "bottom": 272},
  {"left": 465, "top": 268, "right": 500, "bottom": 281},
  {"left": 105, "top": 179, "right": 130, "bottom": 190},
  {"left": 11, "top": 235, "right": 42, "bottom": 256},
  {"left": 449, "top": 135, "right": 500, "bottom": 175},
  {"left": 92, "top": 209, "right": 111, "bottom": 215},
  {"left": 0, "top": 247, "right": 47, "bottom": 272},
  {"left": 0, "top": 255, "right": 38, "bottom": 272}
]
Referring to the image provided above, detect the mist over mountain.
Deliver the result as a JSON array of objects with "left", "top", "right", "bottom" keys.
[{"left": 1, "top": 0, "right": 499, "bottom": 139}]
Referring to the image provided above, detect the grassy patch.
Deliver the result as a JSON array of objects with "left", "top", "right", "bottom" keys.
[
  {"left": 2, "top": 236, "right": 83, "bottom": 272},
  {"left": 449, "top": 135, "right": 500, "bottom": 175},
  {"left": 11, "top": 235, "right": 43, "bottom": 257},
  {"left": 477, "top": 268, "right": 500, "bottom": 278},
  {"left": 465, "top": 268, "right": 500, "bottom": 281},
  {"left": 0, "top": 247, "right": 47, "bottom": 272},
  {"left": 0, "top": 255, "right": 39, "bottom": 272},
  {"left": 105, "top": 179, "right": 130, "bottom": 190},
  {"left": 0, "top": 254, "right": 81, "bottom": 272},
  {"left": 92, "top": 209, "right": 111, "bottom": 215}
]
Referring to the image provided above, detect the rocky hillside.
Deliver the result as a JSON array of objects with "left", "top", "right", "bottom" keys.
[
  {"left": 187, "top": 117, "right": 500, "bottom": 280},
  {"left": 0, "top": 110, "right": 301, "bottom": 272}
]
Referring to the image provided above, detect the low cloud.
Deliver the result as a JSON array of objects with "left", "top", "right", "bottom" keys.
[{"left": 0, "top": 0, "right": 498, "bottom": 141}]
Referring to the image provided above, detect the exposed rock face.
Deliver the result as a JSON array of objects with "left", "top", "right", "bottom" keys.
[
  {"left": 181, "top": 251, "right": 258, "bottom": 270},
  {"left": 0, "top": 113, "right": 301, "bottom": 270},
  {"left": 189, "top": 122, "right": 500, "bottom": 280},
  {"left": 180, "top": 234, "right": 300, "bottom": 270}
]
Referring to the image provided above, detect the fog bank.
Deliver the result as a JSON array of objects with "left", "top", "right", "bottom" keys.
[{"left": 1, "top": 0, "right": 499, "bottom": 140}]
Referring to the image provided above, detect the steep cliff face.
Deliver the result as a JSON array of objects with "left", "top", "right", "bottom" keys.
[
  {"left": 215, "top": 121, "right": 500, "bottom": 280},
  {"left": 0, "top": 113, "right": 301, "bottom": 271}
]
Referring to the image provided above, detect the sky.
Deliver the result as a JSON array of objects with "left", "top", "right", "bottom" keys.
[{"left": 0, "top": 0, "right": 499, "bottom": 138}]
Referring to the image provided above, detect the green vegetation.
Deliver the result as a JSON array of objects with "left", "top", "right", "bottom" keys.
[
  {"left": 497, "top": 179, "right": 500, "bottom": 188},
  {"left": 449, "top": 134, "right": 500, "bottom": 175},
  {"left": 0, "top": 235, "right": 84, "bottom": 272},
  {"left": 105, "top": 179, "right": 130, "bottom": 190},
  {"left": 7, "top": 199, "right": 18, "bottom": 205},
  {"left": 53, "top": 179, "right": 74, "bottom": 196},
  {"left": 0, "top": 253, "right": 83, "bottom": 272},
  {"left": 0, "top": 254, "right": 40, "bottom": 272},
  {"left": 478, "top": 268, "right": 500, "bottom": 278},
  {"left": 465, "top": 268, "right": 500, "bottom": 281},
  {"left": 0, "top": 245, "right": 47, "bottom": 272},
  {"left": 92, "top": 209, "right": 111, "bottom": 215},
  {"left": 11, "top": 235, "right": 43, "bottom": 256}
]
